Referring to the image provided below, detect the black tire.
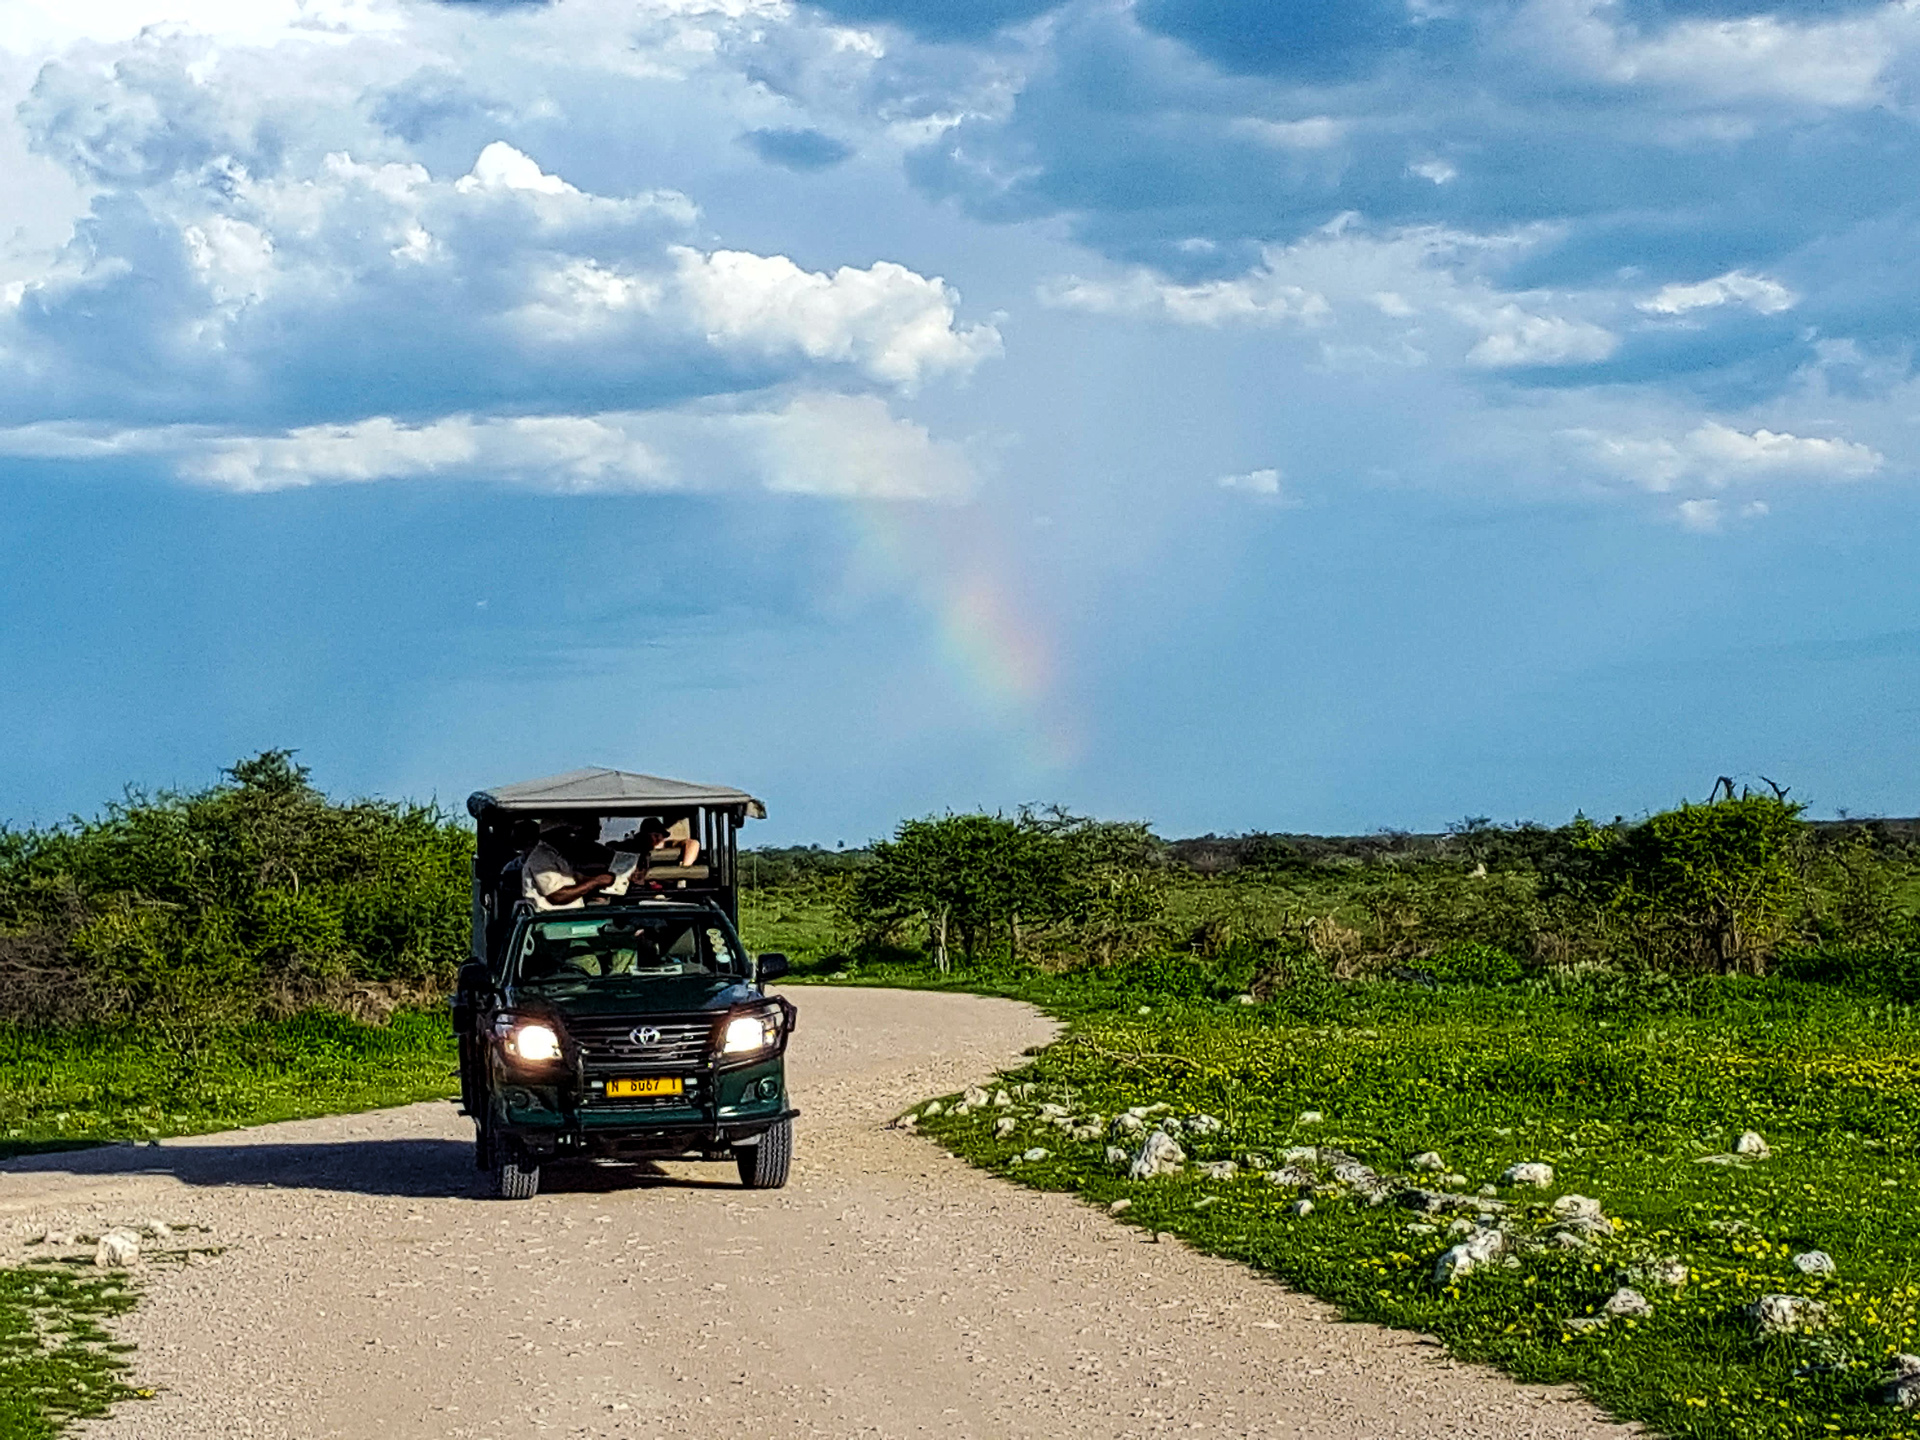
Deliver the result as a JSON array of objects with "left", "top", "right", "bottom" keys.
[
  {"left": 492, "top": 1148, "right": 541, "bottom": 1200},
  {"left": 736, "top": 1118, "right": 793, "bottom": 1189}
]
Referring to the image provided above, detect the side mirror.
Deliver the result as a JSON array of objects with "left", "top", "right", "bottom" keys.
[
  {"left": 757, "top": 953, "right": 791, "bottom": 982},
  {"left": 457, "top": 959, "right": 493, "bottom": 996}
]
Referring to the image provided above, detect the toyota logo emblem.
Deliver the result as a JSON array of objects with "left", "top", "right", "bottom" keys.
[{"left": 630, "top": 1026, "right": 661, "bottom": 1046}]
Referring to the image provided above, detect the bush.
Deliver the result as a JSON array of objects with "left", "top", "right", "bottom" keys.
[{"left": 0, "top": 752, "right": 472, "bottom": 1028}]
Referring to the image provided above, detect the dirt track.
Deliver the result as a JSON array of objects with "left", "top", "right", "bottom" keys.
[{"left": 0, "top": 988, "right": 1633, "bottom": 1439}]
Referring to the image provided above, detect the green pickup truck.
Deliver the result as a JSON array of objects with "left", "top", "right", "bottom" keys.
[{"left": 453, "top": 768, "right": 796, "bottom": 1200}]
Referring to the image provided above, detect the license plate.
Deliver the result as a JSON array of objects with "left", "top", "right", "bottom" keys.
[{"left": 606, "top": 1077, "right": 683, "bottom": 1099}]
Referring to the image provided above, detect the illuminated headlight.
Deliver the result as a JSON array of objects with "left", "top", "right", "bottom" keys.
[
  {"left": 497, "top": 1020, "right": 562, "bottom": 1062},
  {"left": 722, "top": 1011, "right": 779, "bottom": 1055}
]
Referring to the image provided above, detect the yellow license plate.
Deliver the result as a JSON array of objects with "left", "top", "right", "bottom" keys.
[{"left": 606, "top": 1077, "right": 683, "bottom": 1099}]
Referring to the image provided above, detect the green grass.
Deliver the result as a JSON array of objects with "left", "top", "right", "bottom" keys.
[
  {"left": 0, "top": 1009, "right": 458, "bottom": 1160},
  {"left": 0, "top": 1267, "right": 141, "bottom": 1439},
  {"left": 762, "top": 927, "right": 1920, "bottom": 1440}
]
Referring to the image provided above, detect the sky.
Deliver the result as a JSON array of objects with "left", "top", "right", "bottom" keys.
[{"left": 3, "top": 0, "right": 1918, "bottom": 844}]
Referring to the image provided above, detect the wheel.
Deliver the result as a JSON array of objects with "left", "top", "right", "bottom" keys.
[
  {"left": 736, "top": 1118, "right": 792, "bottom": 1189},
  {"left": 491, "top": 1141, "right": 541, "bottom": 1200}
]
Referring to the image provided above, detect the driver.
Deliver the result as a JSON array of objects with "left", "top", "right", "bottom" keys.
[{"left": 522, "top": 820, "right": 618, "bottom": 911}]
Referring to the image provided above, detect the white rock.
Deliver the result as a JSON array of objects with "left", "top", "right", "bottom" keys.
[
  {"left": 1037, "top": 1103, "right": 1070, "bottom": 1119},
  {"left": 1187, "top": 1114, "right": 1223, "bottom": 1136},
  {"left": 41, "top": 1230, "right": 77, "bottom": 1248},
  {"left": 1603, "top": 1288, "right": 1653, "bottom": 1319},
  {"left": 1734, "top": 1130, "right": 1771, "bottom": 1158},
  {"left": 94, "top": 1228, "right": 141, "bottom": 1268},
  {"left": 1242, "top": 1153, "right": 1270, "bottom": 1170},
  {"left": 1129, "top": 1129, "right": 1187, "bottom": 1181},
  {"left": 1022, "top": 1147, "right": 1050, "bottom": 1163},
  {"left": 1298, "top": 1111, "right": 1324, "bottom": 1124},
  {"left": 1563, "top": 1316, "right": 1608, "bottom": 1334},
  {"left": 1198, "top": 1160, "right": 1239, "bottom": 1182},
  {"left": 963, "top": 1086, "right": 989, "bottom": 1108},
  {"left": 1501, "top": 1161, "right": 1554, "bottom": 1187},
  {"left": 146, "top": 1220, "right": 173, "bottom": 1240},
  {"left": 1283, "top": 1146, "right": 1318, "bottom": 1164},
  {"left": 1891, "top": 1355, "right": 1920, "bottom": 1380},
  {"left": 1477, "top": 1184, "right": 1499, "bottom": 1197},
  {"left": 993, "top": 1090, "right": 1012, "bottom": 1108},
  {"left": 1645, "top": 1258, "right": 1690, "bottom": 1288},
  {"left": 1159, "top": 1117, "right": 1184, "bottom": 1136},
  {"left": 1884, "top": 1377, "right": 1920, "bottom": 1410},
  {"left": 1236, "top": 993, "right": 1256, "bottom": 1005},
  {"left": 1069, "top": 1124, "right": 1103, "bottom": 1142},
  {"left": 1288, "top": 1200, "right": 1313, "bottom": 1217},
  {"left": 1107, "top": 1198, "right": 1132, "bottom": 1216},
  {"left": 1446, "top": 1217, "right": 1473, "bottom": 1236},
  {"left": 1792, "top": 1250, "right": 1835, "bottom": 1275},
  {"left": 1407, "top": 1222, "right": 1439, "bottom": 1235},
  {"left": 921, "top": 1101, "right": 943, "bottom": 1118},
  {"left": 1746, "top": 1293, "right": 1829, "bottom": 1335},
  {"left": 1551, "top": 1194, "right": 1604, "bottom": 1221},
  {"left": 1441, "top": 1173, "right": 1469, "bottom": 1187},
  {"left": 1105, "top": 1145, "right": 1131, "bottom": 1168},
  {"left": 1409, "top": 1151, "right": 1447, "bottom": 1173},
  {"left": 1111, "top": 1113, "right": 1146, "bottom": 1136},
  {"left": 1193, "top": 1195, "right": 1220, "bottom": 1209},
  {"left": 1264, "top": 1166, "right": 1316, "bottom": 1188},
  {"left": 1434, "top": 1227, "right": 1506, "bottom": 1284},
  {"left": 1137, "top": 1005, "right": 1152, "bottom": 1015},
  {"left": 994, "top": 1117, "right": 1018, "bottom": 1138},
  {"left": 953, "top": 1103, "right": 972, "bottom": 1116}
]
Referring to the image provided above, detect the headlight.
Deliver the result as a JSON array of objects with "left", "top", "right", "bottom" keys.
[
  {"left": 722, "top": 1011, "right": 779, "bottom": 1055},
  {"left": 497, "top": 1020, "right": 562, "bottom": 1062}
]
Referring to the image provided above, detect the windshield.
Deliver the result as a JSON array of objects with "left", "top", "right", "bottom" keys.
[{"left": 512, "top": 911, "right": 748, "bottom": 988}]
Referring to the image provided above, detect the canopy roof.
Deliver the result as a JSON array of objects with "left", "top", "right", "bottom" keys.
[{"left": 467, "top": 768, "right": 766, "bottom": 820}]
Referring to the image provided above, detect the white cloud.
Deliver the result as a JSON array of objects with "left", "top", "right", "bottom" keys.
[
  {"left": 1040, "top": 264, "right": 1329, "bottom": 327},
  {"left": 1409, "top": 159, "right": 1456, "bottom": 185},
  {"left": 1217, "top": 467, "right": 1286, "bottom": 499},
  {"left": 0, "top": 392, "right": 975, "bottom": 499},
  {"left": 1231, "top": 116, "right": 1344, "bottom": 150},
  {"left": 1463, "top": 304, "right": 1618, "bottom": 368},
  {"left": 1637, "top": 269, "right": 1797, "bottom": 317},
  {"left": 1575, "top": 420, "right": 1884, "bottom": 492},
  {"left": 1676, "top": 497, "right": 1722, "bottom": 532}
]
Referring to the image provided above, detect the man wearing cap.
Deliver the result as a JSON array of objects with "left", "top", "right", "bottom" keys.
[{"left": 522, "top": 820, "right": 617, "bottom": 911}]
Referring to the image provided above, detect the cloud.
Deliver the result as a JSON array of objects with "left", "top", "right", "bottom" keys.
[
  {"left": 1577, "top": 420, "right": 1885, "bottom": 491},
  {"left": 0, "top": 392, "right": 976, "bottom": 499},
  {"left": 1463, "top": 304, "right": 1619, "bottom": 368},
  {"left": 1217, "top": 466, "right": 1286, "bottom": 499},
  {"left": 740, "top": 126, "right": 854, "bottom": 170},
  {"left": 1041, "top": 264, "right": 1330, "bottom": 327},
  {"left": 1637, "top": 269, "right": 1797, "bottom": 316}
]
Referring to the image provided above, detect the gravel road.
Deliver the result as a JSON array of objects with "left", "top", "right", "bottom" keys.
[{"left": 0, "top": 988, "right": 1633, "bottom": 1439}]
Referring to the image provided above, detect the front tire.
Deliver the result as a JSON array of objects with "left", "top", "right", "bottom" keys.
[
  {"left": 491, "top": 1136, "right": 540, "bottom": 1200},
  {"left": 736, "top": 1118, "right": 792, "bottom": 1189}
]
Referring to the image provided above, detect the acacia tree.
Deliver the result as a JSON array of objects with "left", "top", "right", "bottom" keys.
[
  {"left": 1570, "top": 789, "right": 1806, "bottom": 974},
  {"left": 843, "top": 808, "right": 1163, "bottom": 970}
]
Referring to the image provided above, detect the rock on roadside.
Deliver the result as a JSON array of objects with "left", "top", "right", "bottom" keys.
[
  {"left": 1434, "top": 1228, "right": 1505, "bottom": 1285},
  {"left": 1746, "top": 1293, "right": 1829, "bottom": 1335},
  {"left": 1129, "top": 1130, "right": 1186, "bottom": 1181}
]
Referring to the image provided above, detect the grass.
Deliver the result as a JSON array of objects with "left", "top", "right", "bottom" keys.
[
  {"left": 0, "top": 1009, "right": 459, "bottom": 1162},
  {"left": 743, "top": 884, "right": 1920, "bottom": 1440},
  {"left": 0, "top": 1267, "right": 141, "bottom": 1440}
]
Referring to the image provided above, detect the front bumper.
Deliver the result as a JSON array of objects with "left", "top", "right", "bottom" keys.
[{"left": 488, "top": 1052, "right": 794, "bottom": 1160}]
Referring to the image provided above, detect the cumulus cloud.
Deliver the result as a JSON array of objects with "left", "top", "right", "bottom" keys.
[
  {"left": 1216, "top": 467, "right": 1287, "bottom": 500},
  {"left": 1637, "top": 269, "right": 1797, "bottom": 317},
  {"left": 1463, "top": 304, "right": 1619, "bottom": 368},
  {"left": 1576, "top": 420, "right": 1884, "bottom": 491},
  {"left": 1041, "top": 264, "right": 1329, "bottom": 327}
]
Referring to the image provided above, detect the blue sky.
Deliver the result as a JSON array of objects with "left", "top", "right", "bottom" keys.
[{"left": 3, "top": 0, "right": 1917, "bottom": 843}]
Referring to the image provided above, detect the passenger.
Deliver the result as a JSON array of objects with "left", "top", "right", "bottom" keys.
[
  {"left": 521, "top": 820, "right": 618, "bottom": 911},
  {"left": 632, "top": 816, "right": 701, "bottom": 869}
]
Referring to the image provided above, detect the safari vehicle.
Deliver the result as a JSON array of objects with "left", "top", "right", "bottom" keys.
[{"left": 453, "top": 768, "right": 796, "bottom": 1200}]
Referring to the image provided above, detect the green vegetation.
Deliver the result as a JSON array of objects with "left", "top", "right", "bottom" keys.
[
  {"left": 743, "top": 790, "right": 1920, "bottom": 1440},
  {"left": 0, "top": 750, "right": 471, "bottom": 1030},
  {"left": 0, "top": 1267, "right": 140, "bottom": 1439},
  {"left": 0, "top": 1009, "right": 458, "bottom": 1160}
]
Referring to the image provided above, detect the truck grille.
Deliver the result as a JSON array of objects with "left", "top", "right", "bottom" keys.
[{"left": 568, "top": 1015, "right": 713, "bottom": 1069}]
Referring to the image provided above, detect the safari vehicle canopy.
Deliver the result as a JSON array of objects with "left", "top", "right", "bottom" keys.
[{"left": 466, "top": 767, "right": 766, "bottom": 964}]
